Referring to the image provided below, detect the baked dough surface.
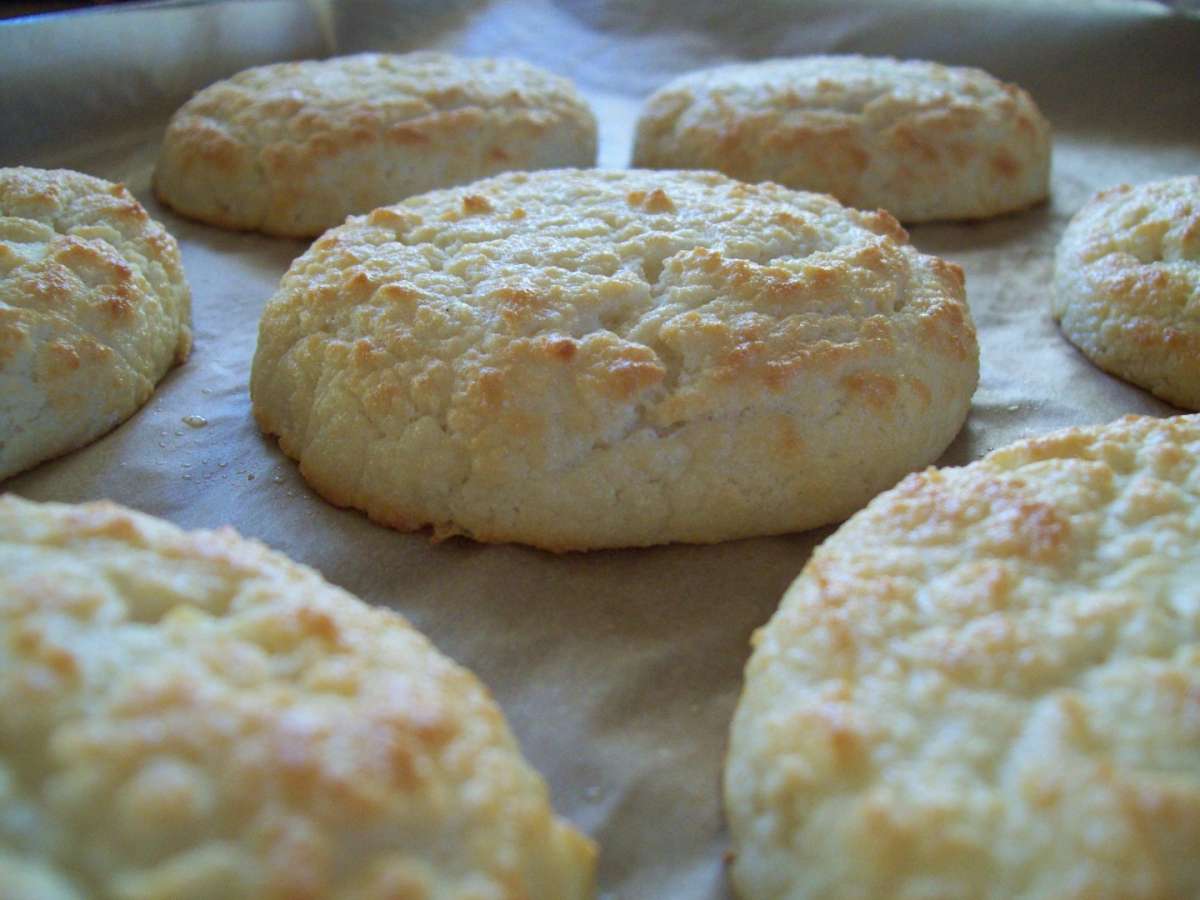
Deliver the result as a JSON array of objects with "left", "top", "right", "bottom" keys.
[
  {"left": 0, "top": 496, "right": 595, "bottom": 899},
  {"left": 0, "top": 167, "right": 191, "bottom": 481},
  {"left": 1054, "top": 176, "right": 1200, "bottom": 410},
  {"left": 726, "top": 413, "right": 1200, "bottom": 899},
  {"left": 154, "top": 52, "right": 598, "bottom": 237},
  {"left": 251, "top": 168, "right": 978, "bottom": 550},
  {"left": 634, "top": 55, "right": 1051, "bottom": 222}
]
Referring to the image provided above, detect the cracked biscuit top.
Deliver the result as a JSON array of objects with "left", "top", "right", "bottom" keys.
[
  {"left": 1054, "top": 176, "right": 1200, "bottom": 410},
  {"left": 0, "top": 167, "right": 191, "bottom": 481},
  {"left": 250, "top": 168, "right": 978, "bottom": 551},
  {"left": 634, "top": 55, "right": 1051, "bottom": 223},
  {"left": 0, "top": 496, "right": 595, "bottom": 899},
  {"left": 726, "top": 413, "right": 1200, "bottom": 899},
  {"left": 154, "top": 52, "right": 598, "bottom": 238}
]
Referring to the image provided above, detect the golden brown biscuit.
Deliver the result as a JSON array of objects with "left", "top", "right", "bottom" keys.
[
  {"left": 0, "top": 167, "right": 191, "bottom": 481},
  {"left": 0, "top": 495, "right": 594, "bottom": 899},
  {"left": 633, "top": 55, "right": 1051, "bottom": 222},
  {"left": 251, "top": 168, "right": 978, "bottom": 551},
  {"left": 1054, "top": 176, "right": 1200, "bottom": 409},
  {"left": 154, "top": 52, "right": 598, "bottom": 237},
  {"left": 727, "top": 414, "right": 1200, "bottom": 899}
]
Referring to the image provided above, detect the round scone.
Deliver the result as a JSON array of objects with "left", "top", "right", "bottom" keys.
[
  {"left": 1054, "top": 176, "right": 1200, "bottom": 410},
  {"left": 154, "top": 52, "right": 598, "bottom": 237},
  {"left": 633, "top": 55, "right": 1051, "bottom": 223},
  {"left": 0, "top": 167, "right": 192, "bottom": 481},
  {"left": 726, "top": 414, "right": 1200, "bottom": 899},
  {"left": 250, "top": 168, "right": 978, "bottom": 551},
  {"left": 0, "top": 495, "right": 595, "bottom": 899}
]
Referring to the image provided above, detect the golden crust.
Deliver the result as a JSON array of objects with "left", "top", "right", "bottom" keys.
[
  {"left": 0, "top": 495, "right": 594, "bottom": 899},
  {"left": 154, "top": 53, "right": 598, "bottom": 238},
  {"left": 0, "top": 167, "right": 192, "bottom": 481},
  {"left": 1053, "top": 176, "right": 1200, "bottom": 410},
  {"left": 633, "top": 55, "right": 1051, "bottom": 223},
  {"left": 250, "top": 168, "right": 979, "bottom": 551},
  {"left": 726, "top": 413, "right": 1200, "bottom": 899}
]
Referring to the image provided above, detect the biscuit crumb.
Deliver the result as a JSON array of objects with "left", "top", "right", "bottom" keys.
[{"left": 462, "top": 194, "right": 494, "bottom": 214}]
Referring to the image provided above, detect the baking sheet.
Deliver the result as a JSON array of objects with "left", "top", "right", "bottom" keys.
[{"left": 3, "top": 1, "right": 1199, "bottom": 896}]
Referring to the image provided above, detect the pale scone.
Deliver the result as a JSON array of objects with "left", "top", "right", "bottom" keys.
[
  {"left": 726, "top": 414, "right": 1200, "bottom": 899},
  {"left": 1054, "top": 176, "right": 1200, "bottom": 409},
  {"left": 154, "top": 52, "right": 598, "bottom": 237},
  {"left": 251, "top": 169, "right": 978, "bottom": 552},
  {"left": 0, "top": 167, "right": 192, "bottom": 481},
  {"left": 633, "top": 55, "right": 1051, "bottom": 223},
  {"left": 0, "top": 495, "right": 595, "bottom": 899}
]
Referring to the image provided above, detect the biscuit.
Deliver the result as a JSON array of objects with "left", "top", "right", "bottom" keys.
[
  {"left": 250, "top": 168, "right": 978, "bottom": 551},
  {"left": 0, "top": 167, "right": 192, "bottom": 481},
  {"left": 1053, "top": 176, "right": 1200, "bottom": 409},
  {"left": 726, "top": 414, "right": 1200, "bottom": 899},
  {"left": 633, "top": 55, "right": 1051, "bottom": 223},
  {"left": 0, "top": 495, "right": 595, "bottom": 898},
  {"left": 154, "top": 52, "right": 598, "bottom": 237}
]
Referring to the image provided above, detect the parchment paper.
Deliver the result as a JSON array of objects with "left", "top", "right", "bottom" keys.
[{"left": 3, "top": 1, "right": 1199, "bottom": 896}]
